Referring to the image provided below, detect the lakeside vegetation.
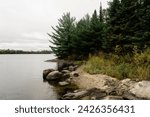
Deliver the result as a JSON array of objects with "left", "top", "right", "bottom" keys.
[
  {"left": 0, "top": 49, "right": 51, "bottom": 54},
  {"left": 84, "top": 47, "right": 150, "bottom": 80},
  {"left": 48, "top": 0, "right": 150, "bottom": 80}
]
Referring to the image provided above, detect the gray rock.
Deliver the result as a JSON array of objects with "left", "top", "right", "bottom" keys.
[
  {"left": 62, "top": 73, "right": 70, "bottom": 79},
  {"left": 43, "top": 69, "right": 55, "bottom": 79},
  {"left": 62, "top": 67, "right": 68, "bottom": 70},
  {"left": 62, "top": 90, "right": 88, "bottom": 99},
  {"left": 59, "top": 81, "right": 69, "bottom": 86},
  {"left": 58, "top": 60, "right": 74, "bottom": 71},
  {"left": 129, "top": 81, "right": 150, "bottom": 99},
  {"left": 61, "top": 70, "right": 70, "bottom": 74},
  {"left": 116, "top": 78, "right": 136, "bottom": 95},
  {"left": 88, "top": 88, "right": 107, "bottom": 99},
  {"left": 91, "top": 96, "right": 96, "bottom": 100},
  {"left": 122, "top": 91, "right": 139, "bottom": 100},
  {"left": 68, "top": 66, "right": 75, "bottom": 71},
  {"left": 74, "top": 65, "right": 78, "bottom": 70},
  {"left": 102, "top": 96, "right": 123, "bottom": 100},
  {"left": 46, "top": 71, "right": 62, "bottom": 80},
  {"left": 66, "top": 78, "right": 71, "bottom": 82}
]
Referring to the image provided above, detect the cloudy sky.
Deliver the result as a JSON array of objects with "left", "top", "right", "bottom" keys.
[{"left": 0, "top": 0, "right": 109, "bottom": 51}]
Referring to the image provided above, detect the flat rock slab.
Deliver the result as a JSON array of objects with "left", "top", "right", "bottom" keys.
[{"left": 129, "top": 81, "right": 150, "bottom": 99}]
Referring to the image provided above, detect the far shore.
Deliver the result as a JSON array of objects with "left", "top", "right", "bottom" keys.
[{"left": 0, "top": 49, "right": 52, "bottom": 54}]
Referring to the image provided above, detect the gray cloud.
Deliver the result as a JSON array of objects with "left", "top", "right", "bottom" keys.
[{"left": 0, "top": 0, "right": 109, "bottom": 50}]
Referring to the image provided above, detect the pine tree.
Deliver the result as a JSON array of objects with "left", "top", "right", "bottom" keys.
[
  {"left": 107, "top": 0, "right": 122, "bottom": 52},
  {"left": 139, "top": 0, "right": 150, "bottom": 47},
  {"left": 90, "top": 10, "right": 104, "bottom": 53},
  {"left": 48, "top": 13, "right": 76, "bottom": 58},
  {"left": 71, "top": 14, "right": 91, "bottom": 59},
  {"left": 99, "top": 2, "right": 103, "bottom": 22}
]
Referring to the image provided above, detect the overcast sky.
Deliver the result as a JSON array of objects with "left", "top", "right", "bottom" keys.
[{"left": 0, "top": 0, "right": 109, "bottom": 51}]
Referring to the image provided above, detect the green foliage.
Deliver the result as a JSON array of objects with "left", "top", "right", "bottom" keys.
[
  {"left": 48, "top": 13, "right": 76, "bottom": 59},
  {"left": 84, "top": 48, "right": 150, "bottom": 80},
  {"left": 49, "top": 8, "right": 105, "bottom": 59},
  {"left": 99, "top": 2, "right": 103, "bottom": 22},
  {"left": 48, "top": 1, "right": 150, "bottom": 61},
  {"left": 107, "top": 0, "right": 150, "bottom": 53},
  {"left": 84, "top": 55, "right": 106, "bottom": 74},
  {"left": 133, "top": 47, "right": 150, "bottom": 65}
]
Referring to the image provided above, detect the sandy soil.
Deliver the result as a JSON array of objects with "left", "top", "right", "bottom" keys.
[{"left": 72, "top": 66, "right": 118, "bottom": 90}]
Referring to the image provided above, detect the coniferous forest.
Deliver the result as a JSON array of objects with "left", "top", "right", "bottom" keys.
[{"left": 48, "top": 0, "right": 150, "bottom": 80}]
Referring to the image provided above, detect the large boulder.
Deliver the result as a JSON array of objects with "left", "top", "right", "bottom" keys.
[
  {"left": 129, "top": 81, "right": 150, "bottom": 99},
  {"left": 43, "top": 69, "right": 55, "bottom": 80},
  {"left": 46, "top": 71, "right": 62, "bottom": 80}
]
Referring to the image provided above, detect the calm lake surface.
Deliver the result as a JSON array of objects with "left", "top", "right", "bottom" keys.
[{"left": 0, "top": 54, "right": 57, "bottom": 100}]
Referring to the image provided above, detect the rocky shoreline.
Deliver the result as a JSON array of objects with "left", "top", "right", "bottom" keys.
[{"left": 43, "top": 60, "right": 150, "bottom": 100}]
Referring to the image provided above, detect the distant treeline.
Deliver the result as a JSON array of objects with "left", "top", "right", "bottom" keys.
[{"left": 0, "top": 49, "right": 52, "bottom": 54}]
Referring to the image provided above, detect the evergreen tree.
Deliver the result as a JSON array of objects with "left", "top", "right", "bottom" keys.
[
  {"left": 107, "top": 0, "right": 147, "bottom": 53},
  {"left": 99, "top": 2, "right": 103, "bottom": 22},
  {"left": 90, "top": 10, "right": 104, "bottom": 53},
  {"left": 71, "top": 14, "right": 91, "bottom": 59},
  {"left": 48, "top": 13, "right": 76, "bottom": 58},
  {"left": 139, "top": 0, "right": 150, "bottom": 47},
  {"left": 48, "top": 1, "right": 150, "bottom": 59},
  {"left": 107, "top": 0, "right": 122, "bottom": 52}
]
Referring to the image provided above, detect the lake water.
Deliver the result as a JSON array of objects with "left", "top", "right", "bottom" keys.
[{"left": 0, "top": 54, "right": 57, "bottom": 100}]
